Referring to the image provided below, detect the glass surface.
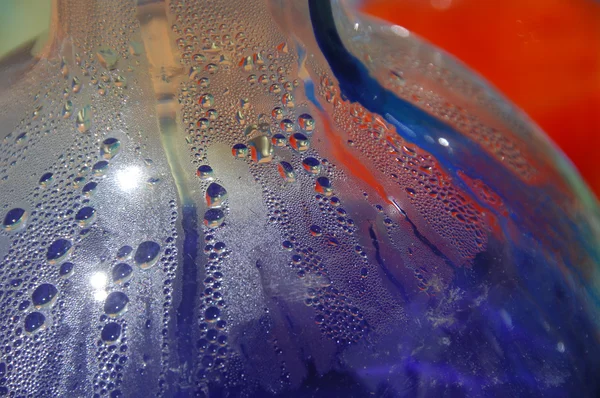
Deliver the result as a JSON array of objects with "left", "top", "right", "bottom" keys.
[{"left": 0, "top": 0, "right": 599, "bottom": 397}]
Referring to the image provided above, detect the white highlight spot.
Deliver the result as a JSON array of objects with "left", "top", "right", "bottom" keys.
[
  {"left": 438, "top": 137, "right": 449, "bottom": 147},
  {"left": 90, "top": 272, "right": 108, "bottom": 289},
  {"left": 116, "top": 166, "right": 142, "bottom": 191},
  {"left": 391, "top": 25, "right": 409, "bottom": 38},
  {"left": 90, "top": 271, "right": 108, "bottom": 301}
]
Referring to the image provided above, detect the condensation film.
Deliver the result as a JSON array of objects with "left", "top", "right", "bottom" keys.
[{"left": 0, "top": 0, "right": 599, "bottom": 397}]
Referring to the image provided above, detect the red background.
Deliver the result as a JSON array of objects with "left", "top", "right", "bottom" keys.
[{"left": 364, "top": 0, "right": 600, "bottom": 197}]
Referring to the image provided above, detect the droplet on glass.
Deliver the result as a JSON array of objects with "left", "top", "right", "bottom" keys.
[
  {"left": 104, "top": 292, "right": 129, "bottom": 317},
  {"left": 134, "top": 241, "right": 161, "bottom": 269}
]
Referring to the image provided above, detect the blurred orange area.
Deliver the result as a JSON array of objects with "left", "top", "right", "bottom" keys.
[{"left": 363, "top": 0, "right": 600, "bottom": 197}]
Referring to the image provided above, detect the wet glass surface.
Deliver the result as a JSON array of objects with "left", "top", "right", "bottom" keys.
[{"left": 0, "top": 0, "right": 599, "bottom": 397}]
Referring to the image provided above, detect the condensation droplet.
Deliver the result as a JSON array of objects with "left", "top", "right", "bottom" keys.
[
  {"left": 2, "top": 208, "right": 27, "bottom": 231},
  {"left": 104, "top": 292, "right": 129, "bottom": 317},
  {"left": 134, "top": 241, "right": 161, "bottom": 269}
]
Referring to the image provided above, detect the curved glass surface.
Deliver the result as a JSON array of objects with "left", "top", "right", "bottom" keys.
[{"left": 0, "top": 0, "right": 599, "bottom": 396}]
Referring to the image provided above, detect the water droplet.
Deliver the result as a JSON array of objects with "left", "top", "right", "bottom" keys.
[
  {"left": 199, "top": 93, "right": 215, "bottom": 109},
  {"left": 47, "top": 239, "right": 73, "bottom": 264},
  {"left": 116, "top": 245, "right": 133, "bottom": 260},
  {"left": 206, "top": 109, "right": 218, "bottom": 121},
  {"left": 249, "top": 135, "right": 273, "bottom": 163},
  {"left": 75, "top": 206, "right": 96, "bottom": 227},
  {"left": 101, "top": 138, "right": 121, "bottom": 159},
  {"left": 112, "top": 263, "right": 133, "bottom": 284},
  {"left": 96, "top": 47, "right": 118, "bottom": 70},
  {"left": 197, "top": 118, "right": 210, "bottom": 130},
  {"left": 204, "top": 209, "right": 225, "bottom": 228},
  {"left": 82, "top": 181, "right": 98, "bottom": 197},
  {"left": 62, "top": 100, "right": 73, "bottom": 118},
  {"left": 290, "top": 133, "right": 310, "bottom": 152},
  {"left": 115, "top": 75, "right": 127, "bottom": 88},
  {"left": 205, "top": 63, "right": 219, "bottom": 74},
  {"left": 282, "top": 93, "right": 294, "bottom": 108},
  {"left": 198, "top": 77, "right": 210, "bottom": 88},
  {"left": 76, "top": 105, "right": 92, "bottom": 133},
  {"left": 104, "top": 292, "right": 129, "bottom": 317},
  {"left": 232, "top": 143, "right": 248, "bottom": 158},
  {"left": 101, "top": 322, "right": 122, "bottom": 343},
  {"left": 302, "top": 157, "right": 321, "bottom": 174},
  {"left": 92, "top": 160, "right": 109, "bottom": 176},
  {"left": 253, "top": 52, "right": 264, "bottom": 65},
  {"left": 39, "top": 172, "right": 54, "bottom": 187},
  {"left": 272, "top": 107, "right": 284, "bottom": 120},
  {"left": 298, "top": 113, "right": 315, "bottom": 133},
  {"left": 15, "top": 132, "right": 27, "bottom": 144},
  {"left": 71, "top": 76, "right": 81, "bottom": 93},
  {"left": 310, "top": 225, "right": 322, "bottom": 237},
  {"left": 205, "top": 306, "right": 220, "bottom": 322},
  {"left": 239, "top": 56, "right": 253, "bottom": 71},
  {"left": 270, "top": 84, "right": 281, "bottom": 94},
  {"left": 2, "top": 208, "right": 27, "bottom": 231},
  {"left": 31, "top": 283, "right": 58, "bottom": 308},
  {"left": 315, "top": 176, "right": 333, "bottom": 196},
  {"left": 196, "top": 165, "right": 214, "bottom": 180},
  {"left": 271, "top": 134, "right": 286, "bottom": 147},
  {"left": 277, "top": 161, "right": 296, "bottom": 183},
  {"left": 24, "top": 312, "right": 46, "bottom": 333},
  {"left": 134, "top": 241, "right": 161, "bottom": 269},
  {"left": 206, "top": 183, "right": 228, "bottom": 208},
  {"left": 59, "top": 262, "right": 74, "bottom": 278},
  {"left": 280, "top": 119, "right": 294, "bottom": 133}
]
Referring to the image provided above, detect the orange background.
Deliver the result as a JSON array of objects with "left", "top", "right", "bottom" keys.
[{"left": 364, "top": 0, "right": 600, "bottom": 197}]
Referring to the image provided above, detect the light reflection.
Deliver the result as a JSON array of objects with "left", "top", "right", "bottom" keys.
[
  {"left": 90, "top": 271, "right": 108, "bottom": 301},
  {"left": 116, "top": 166, "right": 142, "bottom": 191},
  {"left": 391, "top": 25, "right": 409, "bottom": 38},
  {"left": 438, "top": 137, "right": 449, "bottom": 147}
]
